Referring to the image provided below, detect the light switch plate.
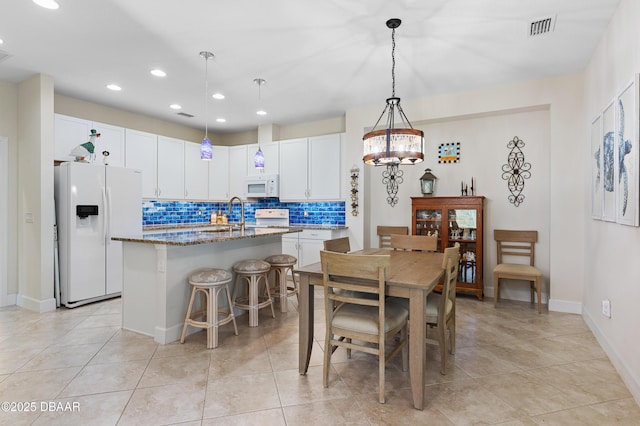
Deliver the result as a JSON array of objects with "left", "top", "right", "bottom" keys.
[{"left": 601, "top": 299, "right": 611, "bottom": 318}]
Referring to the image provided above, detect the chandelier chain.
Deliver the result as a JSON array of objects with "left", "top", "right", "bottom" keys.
[{"left": 391, "top": 27, "right": 396, "bottom": 97}]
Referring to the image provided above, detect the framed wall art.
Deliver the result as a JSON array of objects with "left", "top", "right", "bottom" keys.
[
  {"left": 614, "top": 75, "right": 640, "bottom": 226},
  {"left": 601, "top": 99, "right": 616, "bottom": 222},
  {"left": 438, "top": 142, "right": 460, "bottom": 163},
  {"left": 591, "top": 114, "right": 603, "bottom": 219}
]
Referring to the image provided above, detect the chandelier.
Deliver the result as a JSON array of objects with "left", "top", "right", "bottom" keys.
[{"left": 363, "top": 18, "right": 424, "bottom": 206}]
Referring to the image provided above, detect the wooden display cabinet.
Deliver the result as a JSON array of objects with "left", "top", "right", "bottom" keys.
[{"left": 411, "top": 196, "right": 485, "bottom": 300}]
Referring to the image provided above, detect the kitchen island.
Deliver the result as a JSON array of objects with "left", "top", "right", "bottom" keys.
[{"left": 112, "top": 226, "right": 301, "bottom": 344}]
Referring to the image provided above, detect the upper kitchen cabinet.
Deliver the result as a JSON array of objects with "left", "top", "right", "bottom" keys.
[
  {"left": 184, "top": 142, "right": 209, "bottom": 200},
  {"left": 156, "top": 136, "right": 185, "bottom": 199},
  {"left": 279, "top": 134, "right": 342, "bottom": 201},
  {"left": 246, "top": 141, "right": 279, "bottom": 176},
  {"left": 209, "top": 145, "right": 229, "bottom": 201},
  {"left": 308, "top": 134, "right": 341, "bottom": 200},
  {"left": 279, "top": 138, "right": 308, "bottom": 200},
  {"left": 125, "top": 129, "right": 157, "bottom": 198},
  {"left": 54, "top": 114, "right": 124, "bottom": 166},
  {"left": 228, "top": 145, "right": 248, "bottom": 199}
]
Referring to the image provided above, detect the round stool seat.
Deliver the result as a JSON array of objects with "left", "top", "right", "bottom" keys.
[
  {"left": 189, "top": 269, "right": 233, "bottom": 285},
  {"left": 264, "top": 254, "right": 297, "bottom": 267},
  {"left": 233, "top": 259, "right": 271, "bottom": 274}
]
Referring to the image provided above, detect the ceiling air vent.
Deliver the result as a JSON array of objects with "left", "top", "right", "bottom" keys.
[
  {"left": 177, "top": 112, "right": 194, "bottom": 118},
  {"left": 529, "top": 16, "right": 556, "bottom": 36}
]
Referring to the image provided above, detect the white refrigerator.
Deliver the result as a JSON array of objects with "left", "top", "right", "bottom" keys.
[{"left": 54, "top": 162, "right": 142, "bottom": 308}]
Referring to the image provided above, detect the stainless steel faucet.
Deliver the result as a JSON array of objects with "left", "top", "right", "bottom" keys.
[{"left": 227, "top": 196, "right": 244, "bottom": 229}]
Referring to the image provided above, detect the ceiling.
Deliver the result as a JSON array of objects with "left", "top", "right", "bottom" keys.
[{"left": 0, "top": 0, "right": 620, "bottom": 135}]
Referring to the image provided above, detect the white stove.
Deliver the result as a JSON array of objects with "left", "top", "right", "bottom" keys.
[{"left": 254, "top": 209, "right": 289, "bottom": 227}]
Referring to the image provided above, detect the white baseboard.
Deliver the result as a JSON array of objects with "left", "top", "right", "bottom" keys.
[
  {"left": 548, "top": 298, "right": 583, "bottom": 314},
  {"left": 583, "top": 306, "right": 640, "bottom": 406},
  {"left": 17, "top": 295, "right": 57, "bottom": 312}
]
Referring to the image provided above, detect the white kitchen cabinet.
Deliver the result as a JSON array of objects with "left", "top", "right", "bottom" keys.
[
  {"left": 282, "top": 228, "right": 347, "bottom": 269},
  {"left": 125, "top": 129, "right": 157, "bottom": 198},
  {"left": 184, "top": 141, "right": 209, "bottom": 200},
  {"left": 279, "top": 138, "right": 308, "bottom": 200},
  {"left": 209, "top": 145, "right": 229, "bottom": 200},
  {"left": 156, "top": 136, "right": 185, "bottom": 199},
  {"left": 228, "top": 145, "right": 248, "bottom": 199},
  {"left": 55, "top": 115, "right": 91, "bottom": 162},
  {"left": 54, "top": 114, "right": 124, "bottom": 166},
  {"left": 246, "top": 141, "right": 280, "bottom": 176},
  {"left": 279, "top": 134, "right": 342, "bottom": 201},
  {"left": 308, "top": 134, "right": 341, "bottom": 200},
  {"left": 93, "top": 121, "right": 125, "bottom": 167}
]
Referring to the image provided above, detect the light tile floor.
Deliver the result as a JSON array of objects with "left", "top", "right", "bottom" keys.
[{"left": 0, "top": 292, "right": 639, "bottom": 425}]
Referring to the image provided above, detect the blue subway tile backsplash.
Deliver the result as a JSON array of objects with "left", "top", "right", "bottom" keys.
[{"left": 142, "top": 199, "right": 345, "bottom": 227}]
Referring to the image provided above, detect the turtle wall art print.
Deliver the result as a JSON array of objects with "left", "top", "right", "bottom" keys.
[{"left": 614, "top": 77, "right": 639, "bottom": 226}]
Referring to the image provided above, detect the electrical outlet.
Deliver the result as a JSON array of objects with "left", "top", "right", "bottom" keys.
[
  {"left": 601, "top": 299, "right": 611, "bottom": 318},
  {"left": 303, "top": 210, "right": 308, "bottom": 217}
]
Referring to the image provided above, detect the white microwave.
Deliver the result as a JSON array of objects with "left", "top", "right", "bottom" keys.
[{"left": 245, "top": 174, "right": 279, "bottom": 198}]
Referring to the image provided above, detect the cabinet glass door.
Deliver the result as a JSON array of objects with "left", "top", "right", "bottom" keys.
[
  {"left": 448, "top": 209, "right": 477, "bottom": 284},
  {"left": 415, "top": 208, "right": 442, "bottom": 249}
]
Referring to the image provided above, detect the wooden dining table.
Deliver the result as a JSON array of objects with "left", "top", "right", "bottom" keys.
[{"left": 295, "top": 248, "right": 444, "bottom": 410}]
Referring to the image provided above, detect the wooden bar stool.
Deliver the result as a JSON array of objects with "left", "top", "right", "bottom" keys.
[
  {"left": 264, "top": 254, "right": 298, "bottom": 312},
  {"left": 180, "top": 268, "right": 238, "bottom": 349},
  {"left": 232, "top": 259, "right": 275, "bottom": 327}
]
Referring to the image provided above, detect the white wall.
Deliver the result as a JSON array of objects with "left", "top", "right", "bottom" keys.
[
  {"left": 0, "top": 81, "right": 18, "bottom": 302},
  {"left": 583, "top": 0, "right": 640, "bottom": 405},
  {"left": 344, "top": 73, "right": 585, "bottom": 312}
]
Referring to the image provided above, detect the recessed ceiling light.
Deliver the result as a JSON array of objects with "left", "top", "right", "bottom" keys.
[
  {"left": 106, "top": 84, "right": 122, "bottom": 91},
  {"left": 0, "top": 39, "right": 4, "bottom": 45},
  {"left": 212, "top": 93, "right": 225, "bottom": 100},
  {"left": 257, "top": 110, "right": 267, "bottom": 116},
  {"left": 216, "top": 118, "right": 226, "bottom": 123},
  {"left": 150, "top": 69, "right": 166, "bottom": 77},
  {"left": 169, "top": 104, "right": 182, "bottom": 110},
  {"left": 33, "top": 0, "right": 59, "bottom": 10}
]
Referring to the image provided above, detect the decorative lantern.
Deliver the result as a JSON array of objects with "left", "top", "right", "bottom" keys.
[{"left": 420, "top": 168, "right": 437, "bottom": 196}]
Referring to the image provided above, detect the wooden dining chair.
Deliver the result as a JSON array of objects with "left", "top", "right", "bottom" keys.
[
  {"left": 493, "top": 230, "right": 542, "bottom": 313},
  {"left": 377, "top": 225, "right": 409, "bottom": 248},
  {"left": 426, "top": 243, "right": 460, "bottom": 374},
  {"left": 390, "top": 234, "right": 437, "bottom": 252},
  {"left": 320, "top": 250, "right": 408, "bottom": 404},
  {"left": 323, "top": 236, "right": 351, "bottom": 253}
]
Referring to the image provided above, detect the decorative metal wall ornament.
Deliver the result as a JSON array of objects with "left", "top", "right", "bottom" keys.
[
  {"left": 350, "top": 167, "right": 359, "bottom": 216},
  {"left": 501, "top": 136, "right": 531, "bottom": 207},
  {"left": 382, "top": 164, "right": 403, "bottom": 207}
]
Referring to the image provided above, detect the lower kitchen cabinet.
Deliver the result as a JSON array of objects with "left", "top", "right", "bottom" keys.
[{"left": 282, "top": 228, "right": 347, "bottom": 268}]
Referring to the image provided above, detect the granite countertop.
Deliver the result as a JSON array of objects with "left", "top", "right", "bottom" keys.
[
  {"left": 143, "top": 223, "right": 348, "bottom": 232},
  {"left": 113, "top": 227, "right": 301, "bottom": 246}
]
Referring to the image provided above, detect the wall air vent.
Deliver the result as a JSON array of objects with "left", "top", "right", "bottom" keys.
[
  {"left": 177, "top": 112, "right": 194, "bottom": 118},
  {"left": 0, "top": 50, "right": 11, "bottom": 63},
  {"left": 529, "top": 16, "right": 556, "bottom": 36}
]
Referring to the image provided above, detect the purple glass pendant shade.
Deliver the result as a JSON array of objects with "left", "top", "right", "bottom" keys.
[
  {"left": 254, "top": 147, "right": 265, "bottom": 169},
  {"left": 200, "top": 137, "right": 213, "bottom": 160}
]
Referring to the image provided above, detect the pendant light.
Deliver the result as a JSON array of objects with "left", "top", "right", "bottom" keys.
[
  {"left": 363, "top": 19, "right": 424, "bottom": 206},
  {"left": 253, "top": 78, "right": 266, "bottom": 170},
  {"left": 200, "top": 51, "right": 214, "bottom": 160}
]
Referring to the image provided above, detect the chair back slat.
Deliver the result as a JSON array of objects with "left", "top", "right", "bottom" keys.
[
  {"left": 323, "top": 237, "right": 351, "bottom": 253},
  {"left": 390, "top": 234, "right": 437, "bottom": 252},
  {"left": 377, "top": 225, "right": 409, "bottom": 248},
  {"left": 494, "top": 230, "right": 537, "bottom": 266}
]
